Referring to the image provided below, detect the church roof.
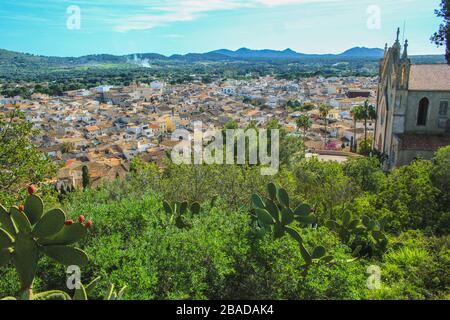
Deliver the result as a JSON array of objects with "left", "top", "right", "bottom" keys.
[
  {"left": 408, "top": 64, "right": 450, "bottom": 91},
  {"left": 399, "top": 134, "right": 450, "bottom": 151}
]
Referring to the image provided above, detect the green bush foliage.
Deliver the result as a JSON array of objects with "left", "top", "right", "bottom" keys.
[
  {"left": 0, "top": 142, "right": 449, "bottom": 300},
  {"left": 369, "top": 231, "right": 449, "bottom": 300}
]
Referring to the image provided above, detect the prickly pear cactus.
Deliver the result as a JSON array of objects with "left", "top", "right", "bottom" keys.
[
  {"left": 326, "top": 211, "right": 360, "bottom": 243},
  {"left": 326, "top": 212, "right": 388, "bottom": 258},
  {"left": 360, "top": 214, "right": 388, "bottom": 255},
  {"left": 251, "top": 183, "right": 331, "bottom": 266},
  {"left": 0, "top": 186, "right": 90, "bottom": 296},
  {"left": 1, "top": 277, "right": 127, "bottom": 301},
  {"left": 72, "top": 276, "right": 127, "bottom": 300},
  {"left": 162, "top": 200, "right": 201, "bottom": 228}
]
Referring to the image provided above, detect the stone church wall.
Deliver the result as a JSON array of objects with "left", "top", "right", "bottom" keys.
[{"left": 405, "top": 91, "right": 450, "bottom": 134}]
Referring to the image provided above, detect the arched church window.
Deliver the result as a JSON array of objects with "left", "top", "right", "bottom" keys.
[
  {"left": 439, "top": 101, "right": 448, "bottom": 116},
  {"left": 417, "top": 98, "right": 429, "bottom": 126}
]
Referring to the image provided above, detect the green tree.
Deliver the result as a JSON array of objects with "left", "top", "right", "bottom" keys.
[
  {"left": 296, "top": 114, "right": 312, "bottom": 136},
  {"left": 279, "top": 135, "right": 305, "bottom": 167},
  {"left": 350, "top": 102, "right": 376, "bottom": 153},
  {"left": 343, "top": 156, "right": 385, "bottom": 193},
  {"left": 431, "top": 145, "right": 450, "bottom": 194},
  {"left": 361, "top": 100, "right": 377, "bottom": 150},
  {"left": 319, "top": 104, "right": 331, "bottom": 146},
  {"left": 224, "top": 120, "right": 238, "bottom": 130},
  {"left": 350, "top": 105, "right": 363, "bottom": 152},
  {"left": 375, "top": 159, "right": 444, "bottom": 233},
  {"left": 301, "top": 101, "right": 316, "bottom": 112},
  {"left": 431, "top": 146, "right": 450, "bottom": 231},
  {"left": 82, "top": 165, "right": 91, "bottom": 190},
  {"left": 293, "top": 158, "right": 356, "bottom": 222},
  {"left": 431, "top": 0, "right": 450, "bottom": 64},
  {"left": 0, "top": 108, "right": 55, "bottom": 204},
  {"left": 60, "top": 142, "right": 74, "bottom": 154}
]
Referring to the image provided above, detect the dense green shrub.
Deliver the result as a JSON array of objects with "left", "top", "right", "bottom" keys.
[
  {"left": 431, "top": 145, "right": 450, "bottom": 194},
  {"left": 1, "top": 145, "right": 449, "bottom": 300},
  {"left": 369, "top": 231, "right": 449, "bottom": 300},
  {"left": 64, "top": 193, "right": 162, "bottom": 299},
  {"left": 367, "top": 160, "right": 446, "bottom": 234},
  {"left": 431, "top": 146, "right": 450, "bottom": 234},
  {"left": 243, "top": 227, "right": 368, "bottom": 300},
  {"left": 292, "top": 158, "right": 356, "bottom": 223},
  {"left": 144, "top": 207, "right": 250, "bottom": 299},
  {"left": 0, "top": 188, "right": 374, "bottom": 300},
  {"left": 343, "top": 157, "right": 386, "bottom": 193}
]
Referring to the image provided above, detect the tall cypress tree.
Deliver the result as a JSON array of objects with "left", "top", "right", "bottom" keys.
[{"left": 82, "top": 165, "right": 90, "bottom": 190}]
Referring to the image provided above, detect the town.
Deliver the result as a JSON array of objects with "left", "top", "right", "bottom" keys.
[
  {"left": 0, "top": 75, "right": 378, "bottom": 190},
  {"left": 0, "top": 0, "right": 449, "bottom": 305}
]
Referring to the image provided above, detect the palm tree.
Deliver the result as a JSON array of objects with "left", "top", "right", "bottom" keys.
[
  {"left": 319, "top": 104, "right": 331, "bottom": 146},
  {"left": 296, "top": 114, "right": 312, "bottom": 136},
  {"left": 60, "top": 142, "right": 75, "bottom": 154},
  {"left": 362, "top": 100, "right": 377, "bottom": 147},
  {"left": 350, "top": 105, "right": 364, "bottom": 152},
  {"left": 350, "top": 101, "right": 377, "bottom": 153}
]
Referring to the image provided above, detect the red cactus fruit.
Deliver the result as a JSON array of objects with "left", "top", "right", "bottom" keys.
[
  {"left": 85, "top": 220, "right": 93, "bottom": 229},
  {"left": 78, "top": 215, "right": 85, "bottom": 223},
  {"left": 64, "top": 220, "right": 74, "bottom": 226},
  {"left": 18, "top": 205, "right": 25, "bottom": 212},
  {"left": 27, "top": 185, "right": 37, "bottom": 195}
]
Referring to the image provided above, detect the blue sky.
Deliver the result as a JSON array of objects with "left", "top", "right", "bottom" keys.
[{"left": 0, "top": 0, "right": 444, "bottom": 57}]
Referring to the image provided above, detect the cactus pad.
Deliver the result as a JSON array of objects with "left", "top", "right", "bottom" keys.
[
  {"left": 32, "top": 209, "right": 65, "bottom": 239},
  {"left": 190, "top": 202, "right": 201, "bottom": 215},
  {"left": 1, "top": 193, "right": 90, "bottom": 294},
  {"left": 12, "top": 233, "right": 38, "bottom": 288},
  {"left": 0, "top": 205, "right": 16, "bottom": 235},
  {"left": 40, "top": 245, "right": 88, "bottom": 266},
  {"left": 38, "top": 223, "right": 87, "bottom": 246},
  {"left": 10, "top": 207, "right": 32, "bottom": 234},
  {"left": 24, "top": 195, "right": 44, "bottom": 225}
]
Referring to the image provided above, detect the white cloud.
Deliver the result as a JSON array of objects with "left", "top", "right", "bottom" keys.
[
  {"left": 115, "top": 0, "right": 244, "bottom": 32},
  {"left": 255, "top": 0, "right": 319, "bottom": 5},
  {"left": 115, "top": 0, "right": 341, "bottom": 32}
]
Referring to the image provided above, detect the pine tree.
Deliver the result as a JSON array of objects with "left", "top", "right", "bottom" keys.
[{"left": 432, "top": 0, "right": 450, "bottom": 64}]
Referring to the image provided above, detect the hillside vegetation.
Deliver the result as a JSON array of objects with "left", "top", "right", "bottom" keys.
[
  {"left": 1, "top": 145, "right": 449, "bottom": 300},
  {"left": 0, "top": 48, "right": 445, "bottom": 86}
]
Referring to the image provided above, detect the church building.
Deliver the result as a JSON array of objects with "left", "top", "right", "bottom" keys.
[{"left": 374, "top": 29, "right": 450, "bottom": 170}]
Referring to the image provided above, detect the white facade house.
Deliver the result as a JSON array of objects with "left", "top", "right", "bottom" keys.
[
  {"left": 151, "top": 81, "right": 164, "bottom": 90},
  {"left": 96, "top": 86, "right": 113, "bottom": 93}
]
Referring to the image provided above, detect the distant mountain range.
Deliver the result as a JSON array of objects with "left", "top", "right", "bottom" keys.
[
  {"left": 0, "top": 47, "right": 386, "bottom": 66},
  {"left": 0, "top": 47, "right": 445, "bottom": 69},
  {"left": 208, "top": 47, "right": 385, "bottom": 59}
]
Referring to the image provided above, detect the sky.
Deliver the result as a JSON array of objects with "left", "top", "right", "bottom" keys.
[{"left": 0, "top": 0, "right": 444, "bottom": 57}]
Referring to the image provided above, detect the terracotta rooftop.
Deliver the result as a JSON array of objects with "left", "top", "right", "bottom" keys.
[
  {"left": 399, "top": 134, "right": 450, "bottom": 151},
  {"left": 408, "top": 64, "right": 450, "bottom": 91},
  {"left": 85, "top": 125, "right": 100, "bottom": 132}
]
